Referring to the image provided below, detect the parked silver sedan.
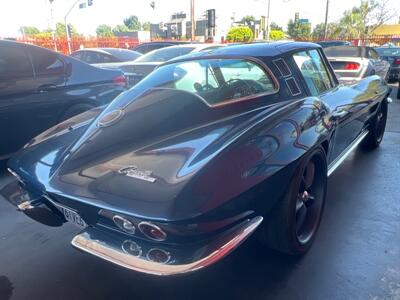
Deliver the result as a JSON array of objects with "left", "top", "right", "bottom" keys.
[{"left": 324, "top": 46, "right": 390, "bottom": 83}]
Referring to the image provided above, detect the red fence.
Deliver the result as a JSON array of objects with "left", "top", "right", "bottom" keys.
[
  {"left": 15, "top": 35, "right": 400, "bottom": 54},
  {"left": 18, "top": 36, "right": 144, "bottom": 54}
]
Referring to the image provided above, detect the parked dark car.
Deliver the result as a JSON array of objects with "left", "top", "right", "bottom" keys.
[
  {"left": 119, "top": 44, "right": 223, "bottom": 86},
  {"left": 317, "top": 40, "right": 352, "bottom": 48},
  {"left": 70, "top": 48, "right": 142, "bottom": 69},
  {"left": 131, "top": 41, "right": 197, "bottom": 54},
  {"left": 375, "top": 47, "right": 400, "bottom": 83},
  {"left": 324, "top": 45, "right": 390, "bottom": 83},
  {"left": 0, "top": 40, "right": 127, "bottom": 161},
  {"left": 1, "top": 42, "right": 391, "bottom": 275}
]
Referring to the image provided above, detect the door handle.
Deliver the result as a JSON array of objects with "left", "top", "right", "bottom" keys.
[{"left": 38, "top": 84, "right": 57, "bottom": 93}]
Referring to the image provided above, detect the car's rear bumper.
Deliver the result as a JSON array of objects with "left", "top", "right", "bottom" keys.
[
  {"left": 72, "top": 216, "right": 262, "bottom": 276},
  {"left": 0, "top": 178, "right": 263, "bottom": 275}
]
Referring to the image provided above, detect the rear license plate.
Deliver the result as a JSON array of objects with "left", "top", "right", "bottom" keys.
[{"left": 60, "top": 206, "right": 87, "bottom": 228}]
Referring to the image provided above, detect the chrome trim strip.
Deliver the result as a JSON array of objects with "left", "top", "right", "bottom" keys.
[
  {"left": 71, "top": 216, "right": 263, "bottom": 276},
  {"left": 327, "top": 130, "right": 369, "bottom": 176}
]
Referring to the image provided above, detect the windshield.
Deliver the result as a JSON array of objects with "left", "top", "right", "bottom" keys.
[
  {"left": 375, "top": 48, "right": 400, "bottom": 57},
  {"left": 324, "top": 46, "right": 362, "bottom": 57},
  {"left": 135, "top": 47, "right": 196, "bottom": 63},
  {"left": 133, "top": 58, "right": 277, "bottom": 106}
]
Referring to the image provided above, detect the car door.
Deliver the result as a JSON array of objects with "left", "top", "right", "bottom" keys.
[
  {"left": 0, "top": 42, "right": 36, "bottom": 158},
  {"left": 292, "top": 48, "right": 364, "bottom": 164},
  {"left": 2, "top": 45, "right": 68, "bottom": 156}
]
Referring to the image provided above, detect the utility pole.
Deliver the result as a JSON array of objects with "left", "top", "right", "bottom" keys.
[
  {"left": 190, "top": 0, "right": 195, "bottom": 41},
  {"left": 265, "top": 0, "right": 271, "bottom": 41},
  {"left": 323, "top": 0, "right": 330, "bottom": 40}
]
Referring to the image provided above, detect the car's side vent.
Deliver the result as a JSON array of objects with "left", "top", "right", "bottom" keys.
[
  {"left": 273, "top": 58, "right": 292, "bottom": 77},
  {"left": 285, "top": 77, "right": 301, "bottom": 96}
]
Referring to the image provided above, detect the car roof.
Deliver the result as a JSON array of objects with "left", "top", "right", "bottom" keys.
[{"left": 171, "top": 41, "right": 320, "bottom": 61}]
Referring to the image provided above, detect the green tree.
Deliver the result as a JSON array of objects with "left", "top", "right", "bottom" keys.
[
  {"left": 338, "top": 0, "right": 395, "bottom": 38},
  {"left": 226, "top": 26, "right": 254, "bottom": 42},
  {"left": 270, "top": 22, "right": 282, "bottom": 31},
  {"left": 55, "top": 22, "right": 78, "bottom": 37},
  {"left": 142, "top": 21, "right": 151, "bottom": 31},
  {"left": 269, "top": 29, "right": 284, "bottom": 40},
  {"left": 312, "top": 22, "right": 341, "bottom": 40},
  {"left": 287, "top": 19, "right": 311, "bottom": 39},
  {"left": 123, "top": 15, "right": 141, "bottom": 31},
  {"left": 20, "top": 26, "right": 40, "bottom": 35},
  {"left": 112, "top": 24, "right": 130, "bottom": 34},
  {"left": 241, "top": 15, "right": 256, "bottom": 27},
  {"left": 96, "top": 24, "right": 113, "bottom": 37}
]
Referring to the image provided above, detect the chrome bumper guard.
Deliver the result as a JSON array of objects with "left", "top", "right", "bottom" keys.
[{"left": 72, "top": 216, "right": 263, "bottom": 276}]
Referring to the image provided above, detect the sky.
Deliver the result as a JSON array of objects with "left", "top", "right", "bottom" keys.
[{"left": 0, "top": 0, "right": 398, "bottom": 38}]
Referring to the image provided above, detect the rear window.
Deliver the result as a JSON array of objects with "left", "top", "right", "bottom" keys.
[
  {"left": 29, "top": 46, "right": 64, "bottom": 76},
  {"left": 375, "top": 48, "right": 400, "bottom": 57},
  {"left": 135, "top": 47, "right": 195, "bottom": 63},
  {"left": 108, "top": 49, "right": 142, "bottom": 61},
  {"left": 134, "top": 58, "right": 278, "bottom": 106},
  {"left": 324, "top": 46, "right": 362, "bottom": 57}
]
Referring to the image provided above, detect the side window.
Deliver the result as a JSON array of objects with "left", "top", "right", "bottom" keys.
[
  {"left": 101, "top": 54, "right": 118, "bottom": 63},
  {"left": 293, "top": 49, "right": 333, "bottom": 96},
  {"left": 84, "top": 51, "right": 102, "bottom": 64},
  {"left": 29, "top": 46, "right": 65, "bottom": 76},
  {"left": 368, "top": 48, "right": 379, "bottom": 60},
  {"left": 0, "top": 44, "right": 33, "bottom": 79},
  {"left": 71, "top": 51, "right": 84, "bottom": 61}
]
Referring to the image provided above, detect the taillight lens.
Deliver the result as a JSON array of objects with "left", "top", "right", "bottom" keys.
[
  {"left": 344, "top": 62, "right": 360, "bottom": 70},
  {"left": 138, "top": 222, "right": 167, "bottom": 241},
  {"left": 394, "top": 58, "right": 400, "bottom": 65},
  {"left": 113, "top": 75, "right": 127, "bottom": 87}
]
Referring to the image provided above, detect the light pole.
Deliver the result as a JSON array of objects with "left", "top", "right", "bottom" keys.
[
  {"left": 190, "top": 0, "right": 195, "bottom": 41},
  {"left": 323, "top": 0, "right": 330, "bottom": 40},
  {"left": 265, "top": 0, "right": 271, "bottom": 40},
  {"left": 64, "top": 0, "right": 80, "bottom": 54}
]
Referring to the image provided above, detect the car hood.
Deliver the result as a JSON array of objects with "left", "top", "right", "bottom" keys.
[{"left": 8, "top": 88, "right": 289, "bottom": 221}]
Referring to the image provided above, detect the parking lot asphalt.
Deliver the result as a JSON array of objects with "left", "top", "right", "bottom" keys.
[{"left": 0, "top": 85, "right": 399, "bottom": 300}]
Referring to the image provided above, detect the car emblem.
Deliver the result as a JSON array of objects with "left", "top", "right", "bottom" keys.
[
  {"left": 97, "top": 109, "right": 124, "bottom": 127},
  {"left": 118, "top": 165, "right": 156, "bottom": 183}
]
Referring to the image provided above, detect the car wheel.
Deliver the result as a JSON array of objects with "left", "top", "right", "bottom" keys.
[
  {"left": 59, "top": 104, "right": 95, "bottom": 122},
  {"left": 361, "top": 99, "right": 388, "bottom": 150},
  {"left": 259, "top": 146, "right": 327, "bottom": 255}
]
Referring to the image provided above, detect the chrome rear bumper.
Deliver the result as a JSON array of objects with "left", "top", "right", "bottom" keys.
[{"left": 72, "top": 216, "right": 263, "bottom": 276}]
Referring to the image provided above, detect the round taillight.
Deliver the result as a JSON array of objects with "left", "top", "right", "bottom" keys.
[
  {"left": 138, "top": 222, "right": 167, "bottom": 241},
  {"left": 121, "top": 240, "right": 142, "bottom": 257},
  {"left": 113, "top": 215, "right": 135, "bottom": 234},
  {"left": 147, "top": 248, "right": 170, "bottom": 264}
]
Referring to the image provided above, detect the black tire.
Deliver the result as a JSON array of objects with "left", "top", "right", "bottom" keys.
[
  {"left": 397, "top": 81, "right": 400, "bottom": 100},
  {"left": 59, "top": 103, "right": 95, "bottom": 122},
  {"left": 361, "top": 99, "right": 388, "bottom": 150},
  {"left": 258, "top": 146, "right": 327, "bottom": 255}
]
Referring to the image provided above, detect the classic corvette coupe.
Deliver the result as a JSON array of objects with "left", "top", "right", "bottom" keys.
[{"left": 1, "top": 42, "right": 391, "bottom": 276}]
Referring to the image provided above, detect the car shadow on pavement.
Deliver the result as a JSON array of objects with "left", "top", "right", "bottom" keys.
[{"left": 0, "top": 276, "right": 13, "bottom": 300}]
